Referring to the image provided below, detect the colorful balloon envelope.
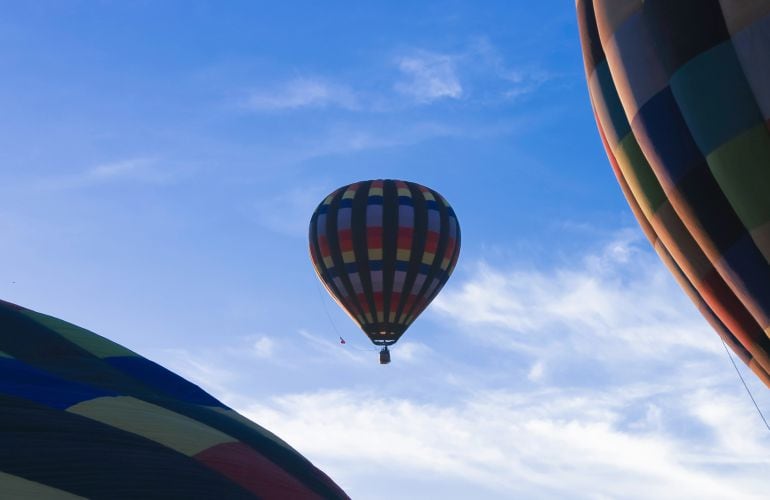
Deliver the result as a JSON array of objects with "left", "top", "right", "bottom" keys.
[
  {"left": 309, "top": 180, "right": 461, "bottom": 352},
  {"left": 0, "top": 300, "right": 348, "bottom": 499},
  {"left": 577, "top": 1, "right": 770, "bottom": 386}
]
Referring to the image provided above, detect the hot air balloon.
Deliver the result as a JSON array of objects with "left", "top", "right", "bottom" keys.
[
  {"left": 577, "top": 1, "right": 770, "bottom": 387},
  {"left": 0, "top": 299, "right": 348, "bottom": 499},
  {"left": 309, "top": 179, "right": 461, "bottom": 364}
]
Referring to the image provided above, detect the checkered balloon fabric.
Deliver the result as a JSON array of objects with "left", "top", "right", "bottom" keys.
[
  {"left": 577, "top": 0, "right": 770, "bottom": 386},
  {"left": 309, "top": 179, "right": 461, "bottom": 346}
]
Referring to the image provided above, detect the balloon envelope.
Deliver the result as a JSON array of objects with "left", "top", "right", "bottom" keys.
[
  {"left": 577, "top": 1, "right": 770, "bottom": 386},
  {"left": 309, "top": 179, "right": 461, "bottom": 346},
  {"left": 0, "top": 300, "right": 348, "bottom": 499}
]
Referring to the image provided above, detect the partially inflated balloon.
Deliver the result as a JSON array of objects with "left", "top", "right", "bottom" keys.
[
  {"left": 0, "top": 300, "right": 348, "bottom": 499},
  {"left": 309, "top": 180, "right": 461, "bottom": 351},
  {"left": 577, "top": 1, "right": 770, "bottom": 386}
]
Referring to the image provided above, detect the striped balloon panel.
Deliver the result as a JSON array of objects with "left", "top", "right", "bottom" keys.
[
  {"left": 0, "top": 300, "right": 349, "bottom": 499},
  {"left": 309, "top": 179, "right": 461, "bottom": 346},
  {"left": 577, "top": 0, "right": 770, "bottom": 387}
]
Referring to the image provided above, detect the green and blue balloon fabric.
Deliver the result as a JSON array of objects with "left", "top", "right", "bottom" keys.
[{"left": 0, "top": 299, "right": 348, "bottom": 499}]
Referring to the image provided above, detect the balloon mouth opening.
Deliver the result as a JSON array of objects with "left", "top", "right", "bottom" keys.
[
  {"left": 363, "top": 323, "right": 404, "bottom": 346},
  {"left": 370, "top": 336, "right": 397, "bottom": 346},
  {"left": 365, "top": 329, "right": 400, "bottom": 346}
]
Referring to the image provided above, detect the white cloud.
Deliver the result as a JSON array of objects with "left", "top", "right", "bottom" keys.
[
  {"left": 251, "top": 336, "right": 275, "bottom": 359},
  {"left": 240, "top": 386, "right": 770, "bottom": 500},
  {"left": 432, "top": 231, "right": 717, "bottom": 360},
  {"left": 237, "top": 39, "right": 553, "bottom": 120},
  {"left": 297, "top": 120, "right": 464, "bottom": 157},
  {"left": 687, "top": 388, "right": 770, "bottom": 458},
  {"left": 140, "top": 228, "right": 770, "bottom": 499},
  {"left": 390, "top": 41, "right": 554, "bottom": 105},
  {"left": 298, "top": 328, "right": 370, "bottom": 365},
  {"left": 392, "top": 341, "right": 432, "bottom": 364},
  {"left": 88, "top": 158, "right": 153, "bottom": 179},
  {"left": 527, "top": 359, "right": 546, "bottom": 382},
  {"left": 252, "top": 184, "right": 332, "bottom": 237},
  {"left": 390, "top": 39, "right": 552, "bottom": 107},
  {"left": 463, "top": 37, "right": 553, "bottom": 102},
  {"left": 157, "top": 347, "right": 240, "bottom": 401},
  {"left": 35, "top": 157, "right": 173, "bottom": 190},
  {"left": 258, "top": 119, "right": 496, "bottom": 167},
  {"left": 244, "top": 77, "right": 360, "bottom": 111},
  {"left": 395, "top": 52, "right": 463, "bottom": 103}
]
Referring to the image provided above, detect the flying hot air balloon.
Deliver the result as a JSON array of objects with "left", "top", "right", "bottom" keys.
[
  {"left": 577, "top": 1, "right": 770, "bottom": 387},
  {"left": 309, "top": 180, "right": 461, "bottom": 364}
]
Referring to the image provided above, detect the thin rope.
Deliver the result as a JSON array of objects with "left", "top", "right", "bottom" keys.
[
  {"left": 313, "top": 282, "right": 378, "bottom": 352},
  {"left": 720, "top": 337, "right": 770, "bottom": 432},
  {"left": 314, "top": 281, "right": 342, "bottom": 337}
]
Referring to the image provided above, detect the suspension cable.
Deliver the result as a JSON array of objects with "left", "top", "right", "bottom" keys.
[
  {"left": 720, "top": 337, "right": 770, "bottom": 431},
  {"left": 313, "top": 282, "right": 378, "bottom": 352}
]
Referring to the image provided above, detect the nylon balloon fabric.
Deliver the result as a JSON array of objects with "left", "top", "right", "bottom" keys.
[
  {"left": 0, "top": 300, "right": 349, "bottom": 499},
  {"left": 309, "top": 180, "right": 461, "bottom": 346},
  {"left": 577, "top": 0, "right": 770, "bottom": 387}
]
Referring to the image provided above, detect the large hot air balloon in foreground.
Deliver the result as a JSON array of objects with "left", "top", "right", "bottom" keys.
[
  {"left": 309, "top": 179, "right": 461, "bottom": 364},
  {"left": 0, "top": 299, "right": 348, "bottom": 499},
  {"left": 577, "top": 1, "right": 770, "bottom": 387}
]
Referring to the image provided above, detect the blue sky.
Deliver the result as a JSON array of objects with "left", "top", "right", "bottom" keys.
[{"left": 2, "top": 1, "right": 769, "bottom": 498}]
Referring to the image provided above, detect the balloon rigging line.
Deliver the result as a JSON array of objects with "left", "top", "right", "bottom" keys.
[
  {"left": 720, "top": 337, "right": 770, "bottom": 432},
  {"left": 313, "top": 281, "right": 378, "bottom": 352},
  {"left": 314, "top": 281, "right": 342, "bottom": 338}
]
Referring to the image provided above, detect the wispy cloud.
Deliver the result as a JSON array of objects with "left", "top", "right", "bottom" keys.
[
  {"left": 158, "top": 347, "right": 241, "bottom": 401},
  {"left": 147, "top": 228, "right": 770, "bottom": 499},
  {"left": 240, "top": 385, "right": 770, "bottom": 500},
  {"left": 463, "top": 37, "right": 554, "bottom": 102},
  {"left": 238, "top": 119, "right": 495, "bottom": 171},
  {"left": 298, "top": 329, "right": 370, "bottom": 364},
  {"left": 393, "top": 39, "right": 554, "bottom": 106},
  {"left": 35, "top": 157, "right": 173, "bottom": 190},
  {"left": 394, "top": 51, "right": 463, "bottom": 103},
  {"left": 391, "top": 341, "right": 433, "bottom": 364},
  {"left": 289, "top": 120, "right": 465, "bottom": 160},
  {"left": 262, "top": 118, "right": 525, "bottom": 168},
  {"left": 243, "top": 77, "right": 360, "bottom": 111},
  {"left": 432, "top": 231, "right": 717, "bottom": 361},
  {"left": 250, "top": 335, "right": 276, "bottom": 359},
  {"left": 252, "top": 183, "right": 332, "bottom": 237},
  {"left": 239, "top": 39, "right": 554, "bottom": 117}
]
